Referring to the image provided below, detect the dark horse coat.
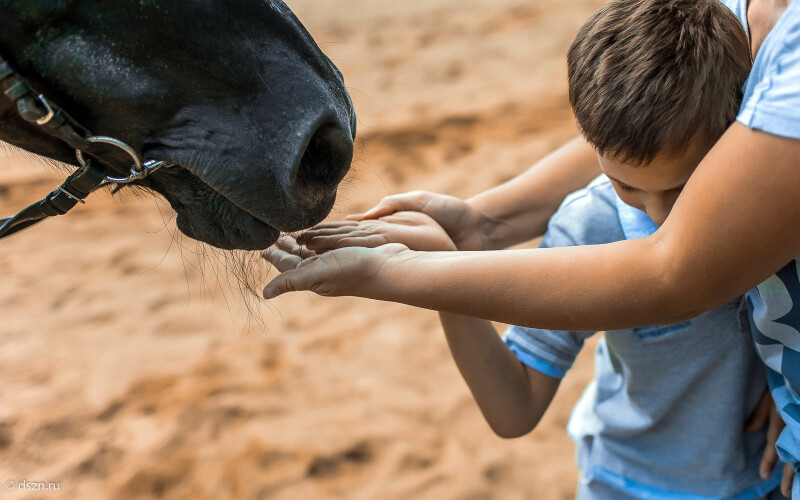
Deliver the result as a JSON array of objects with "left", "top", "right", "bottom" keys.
[{"left": 0, "top": 0, "right": 356, "bottom": 249}]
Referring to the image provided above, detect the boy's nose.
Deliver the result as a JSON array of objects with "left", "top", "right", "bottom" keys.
[
  {"left": 648, "top": 211, "right": 667, "bottom": 227},
  {"left": 646, "top": 202, "right": 671, "bottom": 227}
]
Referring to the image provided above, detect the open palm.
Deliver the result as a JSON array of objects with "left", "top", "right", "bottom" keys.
[
  {"left": 262, "top": 236, "right": 409, "bottom": 299},
  {"left": 297, "top": 211, "right": 456, "bottom": 252}
]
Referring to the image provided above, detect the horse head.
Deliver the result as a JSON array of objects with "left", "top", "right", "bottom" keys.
[{"left": 0, "top": 0, "right": 355, "bottom": 250}]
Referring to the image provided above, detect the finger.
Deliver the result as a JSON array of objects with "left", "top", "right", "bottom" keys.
[
  {"left": 333, "top": 234, "right": 389, "bottom": 249},
  {"left": 760, "top": 438, "right": 779, "bottom": 479},
  {"left": 305, "top": 232, "right": 370, "bottom": 251},
  {"left": 261, "top": 247, "right": 302, "bottom": 273},
  {"left": 303, "top": 226, "right": 361, "bottom": 237},
  {"left": 747, "top": 390, "right": 772, "bottom": 432},
  {"left": 276, "top": 235, "right": 302, "bottom": 254},
  {"left": 763, "top": 406, "right": 787, "bottom": 479},
  {"left": 360, "top": 200, "right": 398, "bottom": 220},
  {"left": 298, "top": 225, "right": 363, "bottom": 241},
  {"left": 768, "top": 405, "right": 787, "bottom": 442},
  {"left": 263, "top": 268, "right": 310, "bottom": 299},
  {"left": 346, "top": 213, "right": 367, "bottom": 221},
  {"left": 308, "top": 220, "right": 360, "bottom": 230},
  {"left": 361, "top": 192, "right": 429, "bottom": 220},
  {"left": 781, "top": 463, "right": 794, "bottom": 497},
  {"left": 275, "top": 235, "right": 318, "bottom": 259}
]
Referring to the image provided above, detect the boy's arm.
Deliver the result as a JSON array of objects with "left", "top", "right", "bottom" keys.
[
  {"left": 263, "top": 124, "right": 800, "bottom": 332},
  {"left": 467, "top": 136, "right": 600, "bottom": 250},
  {"left": 438, "top": 313, "right": 560, "bottom": 438},
  {"left": 290, "top": 214, "right": 560, "bottom": 436},
  {"left": 352, "top": 136, "right": 600, "bottom": 250}
]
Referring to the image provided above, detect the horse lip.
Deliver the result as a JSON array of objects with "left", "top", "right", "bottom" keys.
[
  {"left": 173, "top": 206, "right": 280, "bottom": 251},
  {"left": 151, "top": 162, "right": 281, "bottom": 250},
  {"left": 146, "top": 151, "right": 337, "bottom": 237},
  {"left": 152, "top": 158, "right": 279, "bottom": 228}
]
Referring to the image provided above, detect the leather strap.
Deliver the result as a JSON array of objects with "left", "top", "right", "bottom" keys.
[
  {"left": 0, "top": 56, "right": 91, "bottom": 150},
  {"left": 0, "top": 53, "right": 109, "bottom": 239},
  {"left": 0, "top": 160, "right": 107, "bottom": 238}
]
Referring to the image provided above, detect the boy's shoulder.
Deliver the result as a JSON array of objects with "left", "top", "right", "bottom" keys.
[{"left": 544, "top": 175, "right": 624, "bottom": 248}]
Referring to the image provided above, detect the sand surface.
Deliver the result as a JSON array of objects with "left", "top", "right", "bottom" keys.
[{"left": 0, "top": 0, "right": 604, "bottom": 498}]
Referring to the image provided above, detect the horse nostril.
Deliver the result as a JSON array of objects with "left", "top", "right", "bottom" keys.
[{"left": 291, "top": 123, "right": 353, "bottom": 208}]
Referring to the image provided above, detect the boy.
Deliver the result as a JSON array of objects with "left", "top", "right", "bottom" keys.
[{"left": 264, "top": 0, "right": 791, "bottom": 497}]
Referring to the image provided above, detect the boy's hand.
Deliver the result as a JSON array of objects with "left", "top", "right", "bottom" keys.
[
  {"left": 261, "top": 235, "right": 408, "bottom": 299},
  {"left": 298, "top": 211, "right": 457, "bottom": 252},
  {"left": 747, "top": 389, "right": 795, "bottom": 496},
  {"left": 349, "top": 191, "right": 494, "bottom": 251}
]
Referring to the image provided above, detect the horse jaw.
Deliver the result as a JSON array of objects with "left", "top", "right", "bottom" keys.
[{"left": 0, "top": 0, "right": 355, "bottom": 250}]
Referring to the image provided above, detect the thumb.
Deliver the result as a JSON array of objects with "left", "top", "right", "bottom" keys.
[
  {"left": 358, "top": 198, "right": 398, "bottom": 220},
  {"left": 262, "top": 268, "right": 309, "bottom": 299},
  {"left": 356, "top": 192, "right": 430, "bottom": 220},
  {"left": 781, "top": 463, "right": 794, "bottom": 497},
  {"left": 761, "top": 406, "right": 786, "bottom": 479}
]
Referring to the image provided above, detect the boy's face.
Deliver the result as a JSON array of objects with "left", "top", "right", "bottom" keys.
[{"left": 598, "top": 139, "right": 713, "bottom": 226}]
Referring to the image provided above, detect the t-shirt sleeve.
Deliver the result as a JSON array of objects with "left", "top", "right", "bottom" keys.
[
  {"left": 738, "top": 5, "right": 800, "bottom": 139},
  {"left": 502, "top": 326, "right": 593, "bottom": 379},
  {"left": 502, "top": 208, "right": 597, "bottom": 379}
]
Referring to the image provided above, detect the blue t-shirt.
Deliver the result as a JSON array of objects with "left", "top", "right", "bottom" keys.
[
  {"left": 719, "top": 0, "right": 800, "bottom": 492},
  {"left": 504, "top": 177, "right": 780, "bottom": 498}
]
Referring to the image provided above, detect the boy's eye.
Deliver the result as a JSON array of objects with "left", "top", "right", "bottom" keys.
[{"left": 618, "top": 184, "right": 637, "bottom": 193}]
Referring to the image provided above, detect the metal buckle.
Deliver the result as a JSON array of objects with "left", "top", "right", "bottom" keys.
[
  {"left": 56, "top": 186, "right": 86, "bottom": 204},
  {"left": 34, "top": 94, "right": 55, "bottom": 125}
]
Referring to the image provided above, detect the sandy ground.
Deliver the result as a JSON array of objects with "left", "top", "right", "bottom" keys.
[{"left": 0, "top": 0, "right": 605, "bottom": 498}]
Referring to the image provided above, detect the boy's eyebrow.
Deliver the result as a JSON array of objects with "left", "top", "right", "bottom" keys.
[
  {"left": 605, "top": 174, "right": 638, "bottom": 190},
  {"left": 605, "top": 172, "right": 689, "bottom": 192}
]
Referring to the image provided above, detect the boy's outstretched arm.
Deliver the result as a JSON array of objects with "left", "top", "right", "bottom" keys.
[
  {"left": 352, "top": 136, "right": 599, "bottom": 251},
  {"left": 264, "top": 125, "right": 800, "bottom": 332},
  {"left": 268, "top": 230, "right": 559, "bottom": 438},
  {"left": 294, "top": 212, "right": 557, "bottom": 434},
  {"left": 438, "top": 313, "right": 559, "bottom": 438}
]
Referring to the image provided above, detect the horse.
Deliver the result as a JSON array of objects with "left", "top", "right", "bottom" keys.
[{"left": 0, "top": 0, "right": 356, "bottom": 250}]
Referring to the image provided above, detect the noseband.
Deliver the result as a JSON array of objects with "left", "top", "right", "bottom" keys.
[{"left": 0, "top": 53, "right": 172, "bottom": 239}]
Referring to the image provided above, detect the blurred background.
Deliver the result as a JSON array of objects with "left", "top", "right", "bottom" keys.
[{"left": 0, "top": 0, "right": 605, "bottom": 498}]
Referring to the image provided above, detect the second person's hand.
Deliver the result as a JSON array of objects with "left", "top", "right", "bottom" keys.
[
  {"left": 348, "top": 191, "right": 495, "bottom": 251},
  {"left": 298, "top": 211, "right": 457, "bottom": 252}
]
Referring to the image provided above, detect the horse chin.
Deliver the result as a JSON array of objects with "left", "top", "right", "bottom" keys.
[
  {"left": 174, "top": 207, "right": 280, "bottom": 251},
  {"left": 143, "top": 167, "right": 282, "bottom": 251}
]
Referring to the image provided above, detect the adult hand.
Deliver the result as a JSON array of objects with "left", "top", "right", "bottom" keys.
[
  {"left": 349, "top": 191, "right": 495, "bottom": 251},
  {"left": 746, "top": 389, "right": 795, "bottom": 496},
  {"left": 261, "top": 236, "right": 409, "bottom": 299},
  {"left": 298, "top": 211, "right": 456, "bottom": 252}
]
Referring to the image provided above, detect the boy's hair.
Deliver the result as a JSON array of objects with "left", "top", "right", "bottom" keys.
[{"left": 568, "top": 0, "right": 751, "bottom": 165}]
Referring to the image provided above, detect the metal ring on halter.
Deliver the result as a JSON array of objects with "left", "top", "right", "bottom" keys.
[
  {"left": 99, "top": 160, "right": 171, "bottom": 188},
  {"left": 75, "top": 136, "right": 143, "bottom": 172}
]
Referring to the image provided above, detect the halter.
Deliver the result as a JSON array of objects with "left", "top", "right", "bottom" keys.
[{"left": 0, "top": 53, "right": 173, "bottom": 239}]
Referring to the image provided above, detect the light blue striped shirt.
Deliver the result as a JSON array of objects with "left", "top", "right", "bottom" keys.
[
  {"left": 504, "top": 177, "right": 780, "bottom": 498},
  {"left": 718, "top": 0, "right": 800, "bottom": 496}
]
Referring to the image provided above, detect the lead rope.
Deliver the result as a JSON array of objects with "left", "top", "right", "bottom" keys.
[{"left": 0, "top": 54, "right": 168, "bottom": 239}]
